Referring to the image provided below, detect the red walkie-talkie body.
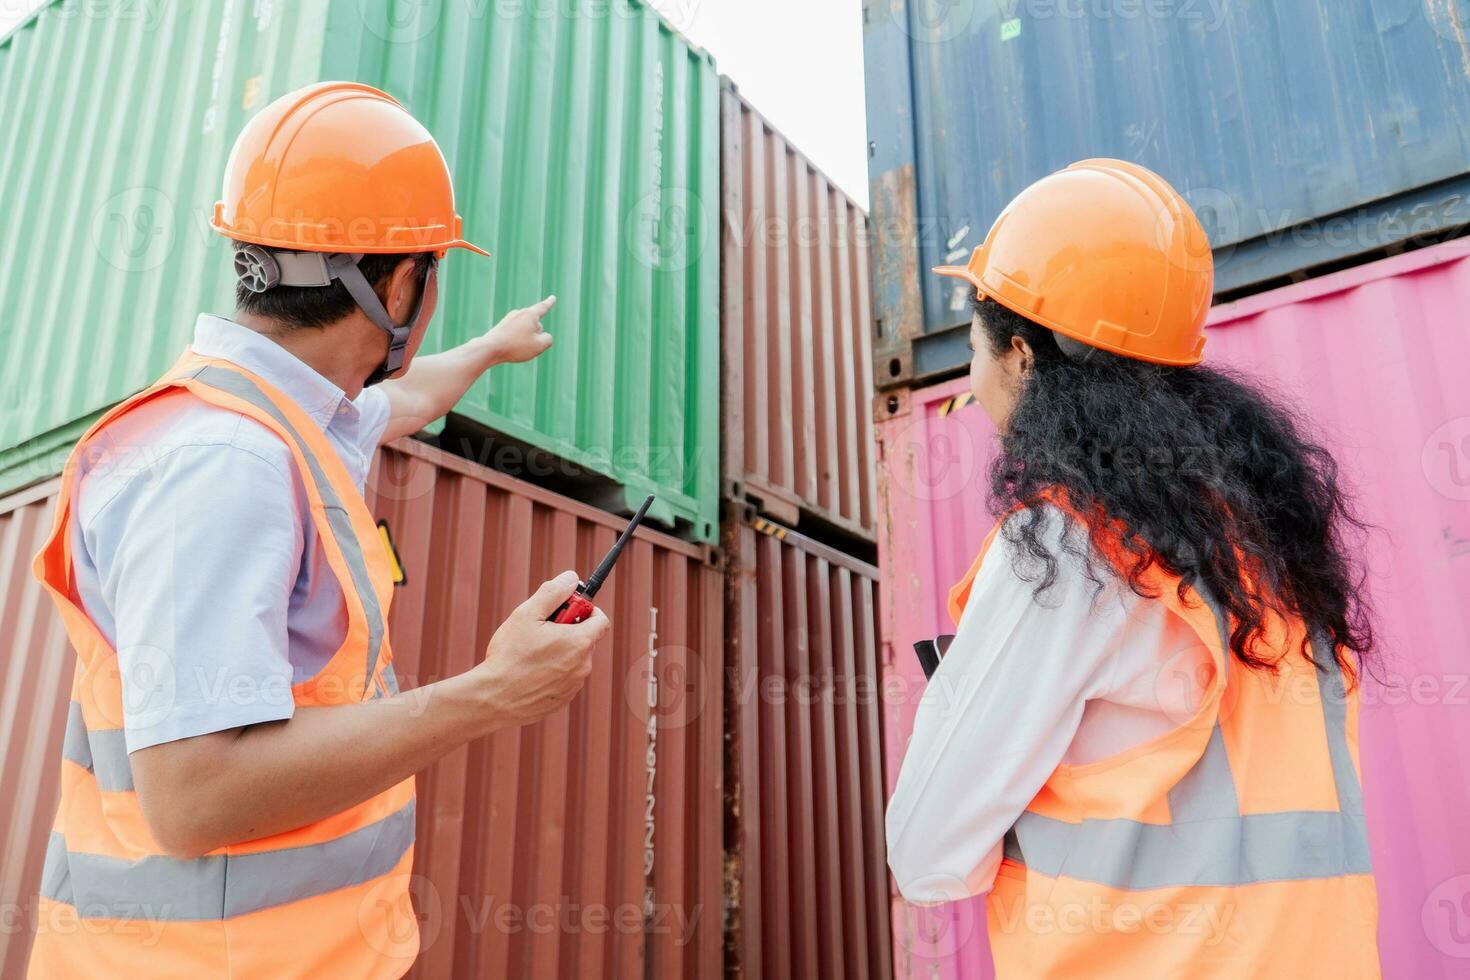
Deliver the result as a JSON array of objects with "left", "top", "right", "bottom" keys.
[
  {"left": 549, "top": 591, "right": 597, "bottom": 626},
  {"left": 547, "top": 495, "right": 655, "bottom": 624}
]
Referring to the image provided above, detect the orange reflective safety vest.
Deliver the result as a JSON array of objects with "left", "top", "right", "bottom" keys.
[
  {"left": 30, "top": 352, "right": 417, "bottom": 978},
  {"left": 948, "top": 516, "right": 1379, "bottom": 979}
]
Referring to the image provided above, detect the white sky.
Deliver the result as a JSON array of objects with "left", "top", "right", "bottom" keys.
[
  {"left": 0, "top": 0, "right": 869, "bottom": 206},
  {"left": 648, "top": 0, "right": 870, "bottom": 207},
  {"left": 0, "top": 0, "right": 43, "bottom": 35}
]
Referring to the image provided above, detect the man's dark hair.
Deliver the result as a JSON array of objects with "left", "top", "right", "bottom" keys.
[{"left": 232, "top": 242, "right": 434, "bottom": 330}]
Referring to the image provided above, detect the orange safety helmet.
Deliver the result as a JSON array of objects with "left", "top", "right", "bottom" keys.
[
  {"left": 212, "top": 81, "right": 489, "bottom": 384},
  {"left": 935, "top": 159, "right": 1214, "bottom": 366},
  {"left": 212, "top": 80, "right": 487, "bottom": 257}
]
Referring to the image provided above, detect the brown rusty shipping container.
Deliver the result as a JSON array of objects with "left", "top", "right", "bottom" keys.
[
  {"left": 366, "top": 439, "right": 726, "bottom": 980},
  {"left": 0, "top": 439, "right": 725, "bottom": 978},
  {"left": 0, "top": 479, "right": 70, "bottom": 980},
  {"left": 722, "top": 508, "right": 892, "bottom": 980},
  {"left": 721, "top": 82, "right": 878, "bottom": 544}
]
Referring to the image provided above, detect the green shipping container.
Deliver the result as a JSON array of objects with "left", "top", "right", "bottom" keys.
[{"left": 0, "top": 0, "right": 720, "bottom": 541}]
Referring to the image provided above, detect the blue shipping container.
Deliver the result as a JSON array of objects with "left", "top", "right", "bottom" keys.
[{"left": 864, "top": 0, "right": 1470, "bottom": 386}]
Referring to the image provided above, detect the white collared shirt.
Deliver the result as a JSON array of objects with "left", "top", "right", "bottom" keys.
[{"left": 71, "top": 315, "right": 392, "bottom": 753}]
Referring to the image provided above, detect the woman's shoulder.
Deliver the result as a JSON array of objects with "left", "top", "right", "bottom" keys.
[
  {"left": 995, "top": 503, "right": 1086, "bottom": 565},
  {"left": 986, "top": 502, "right": 1132, "bottom": 607}
]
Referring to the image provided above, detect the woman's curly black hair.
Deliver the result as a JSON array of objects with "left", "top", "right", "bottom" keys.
[{"left": 975, "top": 297, "right": 1375, "bottom": 684}]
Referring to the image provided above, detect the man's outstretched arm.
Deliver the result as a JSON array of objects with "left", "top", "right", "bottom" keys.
[{"left": 377, "top": 295, "right": 558, "bottom": 442}]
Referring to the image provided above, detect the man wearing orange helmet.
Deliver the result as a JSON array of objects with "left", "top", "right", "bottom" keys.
[
  {"left": 886, "top": 161, "right": 1380, "bottom": 977},
  {"left": 30, "top": 83, "right": 607, "bottom": 977}
]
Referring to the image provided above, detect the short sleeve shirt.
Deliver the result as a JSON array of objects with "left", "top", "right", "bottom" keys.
[{"left": 70, "top": 315, "right": 392, "bottom": 753}]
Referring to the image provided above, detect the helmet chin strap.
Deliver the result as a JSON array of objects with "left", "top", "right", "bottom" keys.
[
  {"left": 232, "top": 246, "right": 437, "bottom": 387},
  {"left": 325, "top": 253, "right": 437, "bottom": 388}
]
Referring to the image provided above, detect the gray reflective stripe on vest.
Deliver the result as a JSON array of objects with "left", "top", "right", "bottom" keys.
[
  {"left": 1164, "top": 725, "right": 1239, "bottom": 823},
  {"left": 1004, "top": 597, "right": 1372, "bottom": 889},
  {"left": 1160, "top": 584, "right": 1242, "bottom": 825},
  {"left": 185, "top": 365, "right": 385, "bottom": 683},
  {"left": 1005, "top": 808, "right": 1371, "bottom": 889},
  {"left": 40, "top": 798, "right": 415, "bottom": 920},
  {"left": 61, "top": 701, "right": 134, "bottom": 793},
  {"left": 1312, "top": 631, "right": 1365, "bottom": 814}
]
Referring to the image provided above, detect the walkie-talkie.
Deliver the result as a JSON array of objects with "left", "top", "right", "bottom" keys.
[
  {"left": 913, "top": 634, "right": 956, "bottom": 680},
  {"left": 547, "top": 494, "right": 655, "bottom": 624}
]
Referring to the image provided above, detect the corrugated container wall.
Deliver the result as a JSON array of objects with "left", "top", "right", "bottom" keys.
[
  {"left": 0, "top": 481, "right": 70, "bottom": 980},
  {"left": 862, "top": 0, "right": 1470, "bottom": 388},
  {"left": 0, "top": 440, "right": 726, "bottom": 978},
  {"left": 366, "top": 439, "right": 726, "bottom": 979},
  {"left": 722, "top": 510, "right": 892, "bottom": 980},
  {"left": 872, "top": 240, "right": 1470, "bottom": 979},
  {"left": 341, "top": 2, "right": 721, "bottom": 541},
  {"left": 0, "top": 0, "right": 721, "bottom": 542},
  {"left": 720, "top": 82, "right": 877, "bottom": 543}
]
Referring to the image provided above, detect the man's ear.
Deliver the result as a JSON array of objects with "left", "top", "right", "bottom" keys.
[{"left": 384, "top": 258, "right": 423, "bottom": 323}]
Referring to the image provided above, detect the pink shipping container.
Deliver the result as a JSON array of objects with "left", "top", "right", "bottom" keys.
[{"left": 874, "top": 239, "right": 1470, "bottom": 979}]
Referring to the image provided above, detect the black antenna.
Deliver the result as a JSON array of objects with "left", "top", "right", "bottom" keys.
[{"left": 582, "top": 495, "right": 655, "bottom": 599}]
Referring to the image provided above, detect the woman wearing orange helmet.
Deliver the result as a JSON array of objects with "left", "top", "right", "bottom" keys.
[{"left": 886, "top": 161, "right": 1381, "bottom": 977}]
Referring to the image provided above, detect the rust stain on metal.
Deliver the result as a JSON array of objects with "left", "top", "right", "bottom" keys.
[
  {"left": 870, "top": 163, "right": 924, "bottom": 393},
  {"left": 1426, "top": 0, "right": 1470, "bottom": 81}
]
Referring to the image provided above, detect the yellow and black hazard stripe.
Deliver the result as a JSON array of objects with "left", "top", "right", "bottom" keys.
[
  {"left": 377, "top": 519, "right": 407, "bottom": 587},
  {"left": 936, "top": 392, "right": 976, "bottom": 417},
  {"left": 750, "top": 516, "right": 790, "bottom": 541}
]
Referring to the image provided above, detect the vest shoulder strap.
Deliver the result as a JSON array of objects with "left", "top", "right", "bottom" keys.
[{"left": 35, "top": 350, "right": 393, "bottom": 700}]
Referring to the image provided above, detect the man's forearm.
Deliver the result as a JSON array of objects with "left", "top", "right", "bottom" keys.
[
  {"left": 379, "top": 338, "right": 501, "bottom": 441},
  {"left": 130, "top": 489, "right": 597, "bottom": 861},
  {"left": 135, "top": 671, "right": 498, "bottom": 856},
  {"left": 378, "top": 296, "right": 554, "bottom": 441}
]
